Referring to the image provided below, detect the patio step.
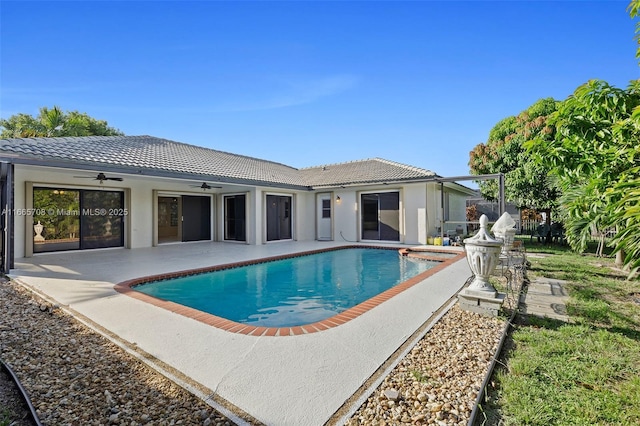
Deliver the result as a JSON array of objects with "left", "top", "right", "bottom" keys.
[{"left": 521, "top": 277, "right": 570, "bottom": 322}]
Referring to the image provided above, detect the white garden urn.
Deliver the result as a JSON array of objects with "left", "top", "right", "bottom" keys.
[
  {"left": 34, "top": 220, "right": 45, "bottom": 242},
  {"left": 492, "top": 211, "right": 517, "bottom": 256},
  {"left": 463, "top": 214, "right": 503, "bottom": 297},
  {"left": 494, "top": 227, "right": 516, "bottom": 256}
]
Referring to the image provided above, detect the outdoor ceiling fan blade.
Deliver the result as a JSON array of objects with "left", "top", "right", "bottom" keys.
[
  {"left": 73, "top": 173, "right": 122, "bottom": 182},
  {"left": 189, "top": 182, "right": 221, "bottom": 189}
]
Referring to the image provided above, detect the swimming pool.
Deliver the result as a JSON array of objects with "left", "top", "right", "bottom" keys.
[
  {"left": 134, "top": 248, "right": 437, "bottom": 327},
  {"left": 115, "top": 246, "right": 466, "bottom": 335}
]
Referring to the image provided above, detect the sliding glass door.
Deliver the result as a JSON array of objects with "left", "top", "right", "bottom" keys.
[
  {"left": 80, "top": 190, "right": 125, "bottom": 249},
  {"left": 224, "top": 194, "right": 246, "bottom": 241},
  {"left": 361, "top": 192, "right": 400, "bottom": 241},
  {"left": 157, "top": 195, "right": 211, "bottom": 244},
  {"left": 158, "top": 196, "right": 180, "bottom": 243},
  {"left": 182, "top": 195, "right": 211, "bottom": 242},
  {"left": 266, "top": 195, "right": 292, "bottom": 241},
  {"left": 33, "top": 188, "right": 124, "bottom": 253}
]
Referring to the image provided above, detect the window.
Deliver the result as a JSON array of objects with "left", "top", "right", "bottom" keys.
[
  {"left": 321, "top": 199, "right": 331, "bottom": 218},
  {"left": 33, "top": 188, "right": 124, "bottom": 253},
  {"left": 443, "top": 191, "right": 450, "bottom": 221}
]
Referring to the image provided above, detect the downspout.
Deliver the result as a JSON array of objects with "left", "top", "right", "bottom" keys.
[
  {"left": 0, "top": 161, "right": 13, "bottom": 273},
  {"left": 440, "top": 181, "right": 445, "bottom": 241},
  {"left": 499, "top": 173, "right": 505, "bottom": 216}
]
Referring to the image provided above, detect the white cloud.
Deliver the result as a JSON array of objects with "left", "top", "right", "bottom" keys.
[{"left": 219, "top": 74, "right": 360, "bottom": 112}]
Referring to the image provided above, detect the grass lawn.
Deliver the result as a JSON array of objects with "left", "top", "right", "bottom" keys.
[{"left": 478, "top": 238, "right": 640, "bottom": 425}]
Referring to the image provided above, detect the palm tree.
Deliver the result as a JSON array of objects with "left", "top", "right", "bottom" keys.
[
  {"left": 39, "top": 106, "right": 65, "bottom": 136},
  {"left": 0, "top": 106, "right": 123, "bottom": 138}
]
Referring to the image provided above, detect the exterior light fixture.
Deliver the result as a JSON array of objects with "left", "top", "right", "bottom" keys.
[{"left": 336, "top": 196, "right": 341, "bottom": 203}]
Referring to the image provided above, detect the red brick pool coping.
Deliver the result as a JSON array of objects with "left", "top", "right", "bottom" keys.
[{"left": 114, "top": 246, "right": 466, "bottom": 337}]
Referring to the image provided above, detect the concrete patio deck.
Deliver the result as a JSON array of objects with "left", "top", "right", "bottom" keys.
[{"left": 8, "top": 241, "right": 471, "bottom": 425}]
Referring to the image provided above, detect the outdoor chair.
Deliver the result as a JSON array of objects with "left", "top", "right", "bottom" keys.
[
  {"left": 551, "top": 222, "right": 565, "bottom": 244},
  {"left": 530, "top": 223, "right": 550, "bottom": 243}
]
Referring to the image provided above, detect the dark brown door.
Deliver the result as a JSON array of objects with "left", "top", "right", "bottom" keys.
[{"left": 182, "top": 195, "right": 211, "bottom": 242}]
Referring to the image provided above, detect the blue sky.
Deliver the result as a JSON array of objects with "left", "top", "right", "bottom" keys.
[{"left": 1, "top": 1, "right": 639, "bottom": 178}]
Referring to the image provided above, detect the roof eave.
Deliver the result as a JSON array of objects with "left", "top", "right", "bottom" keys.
[
  {"left": 310, "top": 176, "right": 439, "bottom": 190},
  {"left": 1, "top": 156, "right": 312, "bottom": 191}
]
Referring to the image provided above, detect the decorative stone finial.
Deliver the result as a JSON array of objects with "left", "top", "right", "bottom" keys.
[{"left": 463, "top": 214, "right": 502, "bottom": 246}]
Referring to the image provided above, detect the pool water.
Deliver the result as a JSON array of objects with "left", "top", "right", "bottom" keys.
[{"left": 135, "top": 248, "right": 439, "bottom": 327}]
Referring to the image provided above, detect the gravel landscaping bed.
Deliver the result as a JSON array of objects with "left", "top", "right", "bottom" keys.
[
  {"left": 0, "top": 278, "right": 235, "bottom": 426},
  {"left": 344, "top": 306, "right": 506, "bottom": 425},
  {"left": 2, "top": 275, "right": 511, "bottom": 426},
  {"left": 0, "top": 362, "right": 36, "bottom": 426}
]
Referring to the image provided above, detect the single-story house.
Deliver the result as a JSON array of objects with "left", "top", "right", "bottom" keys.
[{"left": 0, "top": 135, "right": 475, "bottom": 272}]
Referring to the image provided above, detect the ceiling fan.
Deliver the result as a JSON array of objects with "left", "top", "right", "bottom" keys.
[
  {"left": 74, "top": 172, "right": 124, "bottom": 184},
  {"left": 189, "top": 182, "right": 221, "bottom": 190}
]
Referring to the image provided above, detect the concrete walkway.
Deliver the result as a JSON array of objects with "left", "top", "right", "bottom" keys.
[
  {"left": 8, "top": 241, "right": 470, "bottom": 425},
  {"left": 521, "top": 276, "right": 570, "bottom": 322}
]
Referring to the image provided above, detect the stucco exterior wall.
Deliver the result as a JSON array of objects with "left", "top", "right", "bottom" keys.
[
  {"left": 13, "top": 165, "right": 203, "bottom": 256},
  {"left": 11, "top": 164, "right": 472, "bottom": 259},
  {"left": 426, "top": 182, "right": 441, "bottom": 238},
  {"left": 12, "top": 165, "right": 322, "bottom": 258},
  {"left": 401, "top": 183, "right": 427, "bottom": 245},
  {"left": 329, "top": 184, "right": 432, "bottom": 245},
  {"left": 332, "top": 190, "right": 358, "bottom": 242},
  {"left": 293, "top": 191, "right": 315, "bottom": 242}
]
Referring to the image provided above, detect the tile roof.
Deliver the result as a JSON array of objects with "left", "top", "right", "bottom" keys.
[
  {"left": 300, "top": 158, "right": 436, "bottom": 188},
  {"left": 0, "top": 135, "right": 437, "bottom": 189},
  {"left": 0, "top": 135, "right": 306, "bottom": 188}
]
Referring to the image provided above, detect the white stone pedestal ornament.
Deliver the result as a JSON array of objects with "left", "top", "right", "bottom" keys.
[
  {"left": 458, "top": 214, "right": 505, "bottom": 316},
  {"left": 494, "top": 227, "right": 516, "bottom": 257},
  {"left": 492, "top": 212, "right": 517, "bottom": 257},
  {"left": 34, "top": 221, "right": 45, "bottom": 242}
]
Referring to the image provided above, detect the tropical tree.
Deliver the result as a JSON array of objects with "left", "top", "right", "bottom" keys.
[
  {"left": 526, "top": 79, "right": 640, "bottom": 271},
  {"left": 609, "top": 171, "right": 640, "bottom": 273},
  {"left": 469, "top": 98, "right": 561, "bottom": 239},
  {"left": 629, "top": 0, "right": 640, "bottom": 59},
  {"left": 0, "top": 106, "right": 123, "bottom": 138},
  {"left": 33, "top": 189, "right": 80, "bottom": 240},
  {"left": 608, "top": 82, "right": 640, "bottom": 273}
]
